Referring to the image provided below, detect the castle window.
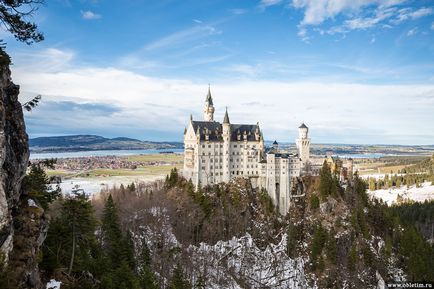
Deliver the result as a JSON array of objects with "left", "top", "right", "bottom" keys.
[
  {"left": 202, "top": 159, "right": 205, "bottom": 163},
  {"left": 211, "top": 166, "right": 213, "bottom": 169},
  {"left": 201, "top": 166, "right": 205, "bottom": 170},
  {"left": 234, "top": 145, "right": 237, "bottom": 148},
  {"left": 202, "top": 152, "right": 205, "bottom": 155},
  {"left": 210, "top": 172, "right": 213, "bottom": 176},
  {"left": 208, "top": 145, "right": 211, "bottom": 148},
  {"left": 202, "top": 145, "right": 205, "bottom": 148},
  {"left": 208, "top": 152, "right": 211, "bottom": 155},
  {"left": 210, "top": 159, "right": 213, "bottom": 162}
]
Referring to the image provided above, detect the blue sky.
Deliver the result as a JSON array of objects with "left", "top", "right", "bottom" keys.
[{"left": 4, "top": 0, "right": 434, "bottom": 144}]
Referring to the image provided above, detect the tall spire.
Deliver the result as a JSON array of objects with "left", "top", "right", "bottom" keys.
[
  {"left": 205, "top": 84, "right": 213, "bottom": 106},
  {"left": 203, "top": 85, "right": 215, "bottom": 121},
  {"left": 223, "top": 107, "right": 230, "bottom": 124}
]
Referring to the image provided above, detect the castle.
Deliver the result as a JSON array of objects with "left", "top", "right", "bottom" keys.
[{"left": 183, "top": 88, "right": 311, "bottom": 215}]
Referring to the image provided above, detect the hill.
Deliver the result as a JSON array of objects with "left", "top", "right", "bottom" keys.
[{"left": 29, "top": 135, "right": 183, "bottom": 152}]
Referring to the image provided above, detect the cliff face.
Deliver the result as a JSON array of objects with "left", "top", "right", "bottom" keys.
[
  {"left": 0, "top": 56, "right": 46, "bottom": 288},
  {"left": 0, "top": 61, "right": 29, "bottom": 261}
]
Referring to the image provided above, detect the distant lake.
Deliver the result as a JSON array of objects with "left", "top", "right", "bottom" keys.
[
  {"left": 30, "top": 148, "right": 184, "bottom": 159},
  {"left": 30, "top": 149, "right": 416, "bottom": 160},
  {"left": 328, "top": 153, "right": 411, "bottom": 159}
]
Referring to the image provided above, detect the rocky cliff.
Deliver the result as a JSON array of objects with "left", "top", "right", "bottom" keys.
[
  {"left": 0, "top": 54, "right": 29, "bottom": 261},
  {"left": 0, "top": 52, "right": 45, "bottom": 288}
]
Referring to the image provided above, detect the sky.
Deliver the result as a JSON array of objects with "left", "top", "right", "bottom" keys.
[{"left": 3, "top": 0, "right": 434, "bottom": 144}]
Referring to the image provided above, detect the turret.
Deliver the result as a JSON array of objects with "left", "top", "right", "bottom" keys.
[
  {"left": 222, "top": 108, "right": 231, "bottom": 182},
  {"left": 203, "top": 86, "right": 215, "bottom": 121},
  {"left": 296, "top": 123, "right": 311, "bottom": 165},
  {"left": 298, "top": 123, "right": 308, "bottom": 139},
  {"left": 272, "top": 140, "right": 279, "bottom": 151}
]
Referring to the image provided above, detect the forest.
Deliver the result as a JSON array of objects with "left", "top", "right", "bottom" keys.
[{"left": 1, "top": 162, "right": 433, "bottom": 288}]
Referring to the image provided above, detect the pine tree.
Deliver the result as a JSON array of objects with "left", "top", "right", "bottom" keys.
[
  {"left": 138, "top": 240, "right": 158, "bottom": 289},
  {"left": 23, "top": 160, "right": 60, "bottom": 209},
  {"left": 100, "top": 195, "right": 140, "bottom": 288},
  {"left": 168, "top": 265, "right": 192, "bottom": 289},
  {"left": 41, "top": 193, "right": 98, "bottom": 278},
  {"left": 319, "top": 161, "right": 333, "bottom": 199}
]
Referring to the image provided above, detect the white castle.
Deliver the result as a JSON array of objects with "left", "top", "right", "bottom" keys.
[{"left": 183, "top": 88, "right": 311, "bottom": 215}]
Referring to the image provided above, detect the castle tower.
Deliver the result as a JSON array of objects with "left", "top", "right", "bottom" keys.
[
  {"left": 296, "top": 123, "right": 310, "bottom": 165},
  {"left": 203, "top": 86, "right": 215, "bottom": 121},
  {"left": 222, "top": 108, "right": 231, "bottom": 182},
  {"left": 272, "top": 140, "right": 279, "bottom": 151}
]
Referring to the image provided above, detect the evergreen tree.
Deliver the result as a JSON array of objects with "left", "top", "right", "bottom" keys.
[
  {"left": 0, "top": 0, "right": 44, "bottom": 45},
  {"left": 23, "top": 159, "right": 60, "bottom": 209},
  {"left": 319, "top": 161, "right": 335, "bottom": 199},
  {"left": 168, "top": 264, "right": 192, "bottom": 289},
  {"left": 310, "top": 225, "right": 327, "bottom": 270},
  {"left": 138, "top": 240, "right": 158, "bottom": 289},
  {"left": 41, "top": 193, "right": 98, "bottom": 279},
  {"left": 100, "top": 195, "right": 140, "bottom": 288}
]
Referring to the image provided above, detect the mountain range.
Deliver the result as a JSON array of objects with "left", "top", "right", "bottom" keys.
[{"left": 29, "top": 135, "right": 183, "bottom": 153}]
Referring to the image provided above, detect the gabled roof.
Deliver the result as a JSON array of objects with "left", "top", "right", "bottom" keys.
[{"left": 299, "top": 123, "right": 308, "bottom": 129}]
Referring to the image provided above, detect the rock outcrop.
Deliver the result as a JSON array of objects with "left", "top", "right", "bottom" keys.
[
  {"left": 0, "top": 54, "right": 29, "bottom": 262},
  {"left": 0, "top": 51, "right": 46, "bottom": 288}
]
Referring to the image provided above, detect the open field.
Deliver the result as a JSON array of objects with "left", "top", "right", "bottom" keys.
[
  {"left": 47, "top": 153, "right": 183, "bottom": 194},
  {"left": 125, "top": 153, "right": 183, "bottom": 163},
  {"left": 76, "top": 165, "right": 182, "bottom": 178},
  {"left": 354, "top": 156, "right": 429, "bottom": 176}
]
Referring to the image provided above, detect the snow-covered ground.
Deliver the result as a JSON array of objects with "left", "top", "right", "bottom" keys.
[
  {"left": 59, "top": 175, "right": 164, "bottom": 195},
  {"left": 189, "top": 233, "right": 315, "bottom": 289},
  {"left": 368, "top": 182, "right": 434, "bottom": 205},
  {"left": 46, "top": 279, "right": 61, "bottom": 289}
]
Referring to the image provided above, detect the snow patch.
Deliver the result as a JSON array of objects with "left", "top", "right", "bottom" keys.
[
  {"left": 368, "top": 182, "right": 434, "bottom": 205},
  {"left": 28, "top": 198, "right": 37, "bottom": 207},
  {"left": 46, "top": 279, "right": 61, "bottom": 289},
  {"left": 188, "top": 233, "right": 316, "bottom": 289}
]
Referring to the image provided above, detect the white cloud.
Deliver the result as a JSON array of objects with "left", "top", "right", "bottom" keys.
[
  {"left": 81, "top": 10, "right": 102, "bottom": 20},
  {"left": 394, "top": 7, "right": 433, "bottom": 23},
  {"left": 229, "top": 8, "right": 247, "bottom": 15},
  {"left": 143, "top": 24, "right": 222, "bottom": 51},
  {"left": 407, "top": 27, "right": 417, "bottom": 36},
  {"left": 290, "top": 1, "right": 433, "bottom": 39},
  {"left": 11, "top": 48, "right": 434, "bottom": 144},
  {"left": 260, "top": 0, "right": 283, "bottom": 7}
]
